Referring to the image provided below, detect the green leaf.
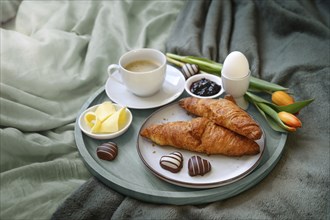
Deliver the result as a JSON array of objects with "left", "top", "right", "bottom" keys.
[
  {"left": 248, "top": 84, "right": 266, "bottom": 93},
  {"left": 246, "top": 91, "right": 314, "bottom": 114},
  {"left": 185, "top": 56, "right": 221, "bottom": 65},
  {"left": 256, "top": 102, "right": 294, "bottom": 132},
  {"left": 166, "top": 53, "right": 222, "bottom": 75},
  {"left": 166, "top": 56, "right": 184, "bottom": 67},
  {"left": 249, "top": 77, "right": 288, "bottom": 92},
  {"left": 245, "top": 92, "right": 271, "bottom": 104},
  {"left": 254, "top": 102, "right": 287, "bottom": 132},
  {"left": 166, "top": 53, "right": 186, "bottom": 62},
  {"left": 245, "top": 95, "right": 287, "bottom": 132},
  {"left": 276, "top": 99, "right": 315, "bottom": 113}
]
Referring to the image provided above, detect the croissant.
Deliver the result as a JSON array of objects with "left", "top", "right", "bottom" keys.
[
  {"left": 179, "top": 97, "right": 262, "bottom": 140},
  {"left": 140, "top": 117, "right": 260, "bottom": 157}
]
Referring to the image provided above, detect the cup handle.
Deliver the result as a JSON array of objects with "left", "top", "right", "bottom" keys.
[{"left": 107, "top": 64, "right": 124, "bottom": 85}]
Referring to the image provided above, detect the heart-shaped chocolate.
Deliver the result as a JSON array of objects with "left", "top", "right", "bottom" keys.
[
  {"left": 159, "top": 151, "right": 183, "bottom": 173},
  {"left": 188, "top": 155, "right": 211, "bottom": 176},
  {"left": 181, "top": 63, "right": 199, "bottom": 79}
]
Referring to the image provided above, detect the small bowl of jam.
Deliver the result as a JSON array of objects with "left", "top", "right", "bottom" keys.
[{"left": 185, "top": 73, "right": 224, "bottom": 99}]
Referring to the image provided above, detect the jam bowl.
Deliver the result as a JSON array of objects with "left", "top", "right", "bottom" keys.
[{"left": 184, "top": 73, "right": 224, "bottom": 99}]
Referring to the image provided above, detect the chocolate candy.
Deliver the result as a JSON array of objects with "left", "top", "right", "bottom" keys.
[
  {"left": 160, "top": 151, "right": 183, "bottom": 173},
  {"left": 96, "top": 142, "right": 118, "bottom": 161},
  {"left": 181, "top": 63, "right": 199, "bottom": 79},
  {"left": 188, "top": 155, "right": 211, "bottom": 176}
]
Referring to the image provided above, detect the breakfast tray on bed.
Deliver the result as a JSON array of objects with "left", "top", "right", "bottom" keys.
[{"left": 74, "top": 86, "right": 287, "bottom": 205}]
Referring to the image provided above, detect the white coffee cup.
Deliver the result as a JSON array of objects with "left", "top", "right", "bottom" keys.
[{"left": 107, "top": 48, "right": 167, "bottom": 97}]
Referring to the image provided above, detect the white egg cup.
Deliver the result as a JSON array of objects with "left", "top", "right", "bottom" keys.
[{"left": 221, "top": 70, "right": 251, "bottom": 110}]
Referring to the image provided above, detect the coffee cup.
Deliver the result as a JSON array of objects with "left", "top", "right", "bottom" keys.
[{"left": 107, "top": 48, "right": 167, "bottom": 97}]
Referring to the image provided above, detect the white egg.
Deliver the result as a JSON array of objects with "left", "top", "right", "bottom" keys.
[{"left": 221, "top": 51, "right": 249, "bottom": 78}]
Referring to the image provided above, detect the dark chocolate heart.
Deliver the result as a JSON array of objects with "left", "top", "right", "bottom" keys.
[
  {"left": 188, "top": 155, "right": 211, "bottom": 176},
  {"left": 96, "top": 142, "right": 118, "bottom": 161}
]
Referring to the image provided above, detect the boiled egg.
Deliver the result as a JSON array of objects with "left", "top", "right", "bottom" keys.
[{"left": 221, "top": 51, "right": 249, "bottom": 78}]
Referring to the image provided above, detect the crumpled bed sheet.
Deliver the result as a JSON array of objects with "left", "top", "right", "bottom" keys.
[
  {"left": 1, "top": 0, "right": 329, "bottom": 219},
  {"left": 1, "top": 1, "right": 185, "bottom": 219}
]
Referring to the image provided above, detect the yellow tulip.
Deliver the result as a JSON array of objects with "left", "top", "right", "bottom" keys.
[
  {"left": 272, "top": 91, "right": 295, "bottom": 106},
  {"left": 278, "top": 111, "right": 302, "bottom": 128}
]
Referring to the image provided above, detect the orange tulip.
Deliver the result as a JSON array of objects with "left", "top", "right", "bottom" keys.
[
  {"left": 278, "top": 111, "right": 302, "bottom": 128},
  {"left": 272, "top": 91, "right": 295, "bottom": 106},
  {"left": 285, "top": 126, "right": 297, "bottom": 132}
]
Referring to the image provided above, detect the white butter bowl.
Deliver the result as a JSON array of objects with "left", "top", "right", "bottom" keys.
[
  {"left": 78, "top": 103, "right": 133, "bottom": 140},
  {"left": 185, "top": 73, "right": 224, "bottom": 99}
]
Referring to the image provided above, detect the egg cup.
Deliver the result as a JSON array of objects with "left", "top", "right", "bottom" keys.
[{"left": 221, "top": 70, "right": 251, "bottom": 110}]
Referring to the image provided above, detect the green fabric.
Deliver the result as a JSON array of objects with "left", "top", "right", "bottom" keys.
[
  {"left": 0, "top": 0, "right": 22, "bottom": 24},
  {"left": 52, "top": 0, "right": 330, "bottom": 219},
  {"left": 2, "top": 0, "right": 329, "bottom": 219},
  {"left": 0, "top": 1, "right": 185, "bottom": 219}
]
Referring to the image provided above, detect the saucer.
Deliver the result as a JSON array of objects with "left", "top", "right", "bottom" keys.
[{"left": 105, "top": 65, "right": 185, "bottom": 109}]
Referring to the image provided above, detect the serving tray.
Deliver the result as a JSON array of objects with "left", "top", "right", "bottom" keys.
[{"left": 74, "top": 86, "right": 287, "bottom": 205}]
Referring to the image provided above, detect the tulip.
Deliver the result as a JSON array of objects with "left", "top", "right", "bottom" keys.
[
  {"left": 166, "top": 53, "right": 314, "bottom": 133},
  {"left": 278, "top": 111, "right": 302, "bottom": 128},
  {"left": 284, "top": 125, "right": 297, "bottom": 132},
  {"left": 272, "top": 91, "right": 295, "bottom": 106}
]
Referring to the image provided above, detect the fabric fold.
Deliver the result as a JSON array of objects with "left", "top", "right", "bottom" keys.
[
  {"left": 1, "top": 1, "right": 186, "bottom": 219},
  {"left": 1, "top": 0, "right": 329, "bottom": 219}
]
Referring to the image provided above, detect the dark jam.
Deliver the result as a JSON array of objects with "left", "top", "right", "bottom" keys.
[{"left": 190, "top": 78, "right": 221, "bottom": 97}]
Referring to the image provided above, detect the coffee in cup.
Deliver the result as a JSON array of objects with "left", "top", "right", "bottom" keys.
[
  {"left": 124, "top": 60, "right": 160, "bottom": 72},
  {"left": 107, "top": 49, "right": 167, "bottom": 97}
]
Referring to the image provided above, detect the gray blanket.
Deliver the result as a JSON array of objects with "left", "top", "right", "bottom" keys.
[{"left": 46, "top": 0, "right": 330, "bottom": 219}]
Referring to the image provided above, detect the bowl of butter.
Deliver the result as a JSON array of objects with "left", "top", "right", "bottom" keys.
[{"left": 78, "top": 101, "right": 133, "bottom": 140}]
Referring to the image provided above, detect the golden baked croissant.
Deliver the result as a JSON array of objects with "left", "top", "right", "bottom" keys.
[
  {"left": 179, "top": 97, "right": 262, "bottom": 140},
  {"left": 140, "top": 117, "right": 260, "bottom": 156}
]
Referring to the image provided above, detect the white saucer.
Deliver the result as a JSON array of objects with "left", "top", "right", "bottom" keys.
[{"left": 105, "top": 65, "right": 185, "bottom": 109}]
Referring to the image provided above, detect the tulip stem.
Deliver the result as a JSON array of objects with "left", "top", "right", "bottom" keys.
[{"left": 166, "top": 56, "right": 184, "bottom": 67}]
